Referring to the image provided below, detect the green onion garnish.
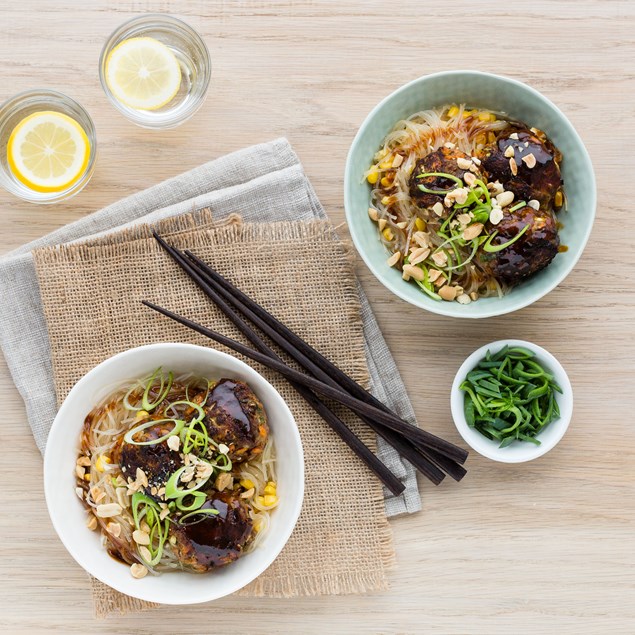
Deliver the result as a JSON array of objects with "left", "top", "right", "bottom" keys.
[
  {"left": 141, "top": 367, "right": 174, "bottom": 412},
  {"left": 482, "top": 223, "right": 530, "bottom": 253},
  {"left": 123, "top": 418, "right": 184, "bottom": 446},
  {"left": 179, "top": 508, "right": 220, "bottom": 525},
  {"left": 416, "top": 171, "right": 464, "bottom": 195},
  {"left": 459, "top": 346, "right": 562, "bottom": 448}
]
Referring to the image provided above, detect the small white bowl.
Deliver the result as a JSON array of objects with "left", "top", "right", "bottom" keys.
[
  {"left": 44, "top": 343, "right": 304, "bottom": 605},
  {"left": 450, "top": 340, "right": 572, "bottom": 463}
]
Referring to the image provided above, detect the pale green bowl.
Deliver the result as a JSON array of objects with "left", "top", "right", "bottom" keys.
[{"left": 344, "top": 71, "right": 596, "bottom": 318}]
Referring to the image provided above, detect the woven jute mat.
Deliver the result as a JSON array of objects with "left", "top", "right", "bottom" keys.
[{"left": 33, "top": 210, "right": 394, "bottom": 617}]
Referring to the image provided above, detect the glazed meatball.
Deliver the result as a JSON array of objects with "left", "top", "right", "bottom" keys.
[
  {"left": 409, "top": 146, "right": 481, "bottom": 209},
  {"left": 478, "top": 205, "right": 560, "bottom": 285},
  {"left": 201, "top": 379, "right": 268, "bottom": 463},
  {"left": 114, "top": 418, "right": 183, "bottom": 493},
  {"left": 169, "top": 491, "right": 254, "bottom": 571},
  {"left": 482, "top": 127, "right": 562, "bottom": 208}
]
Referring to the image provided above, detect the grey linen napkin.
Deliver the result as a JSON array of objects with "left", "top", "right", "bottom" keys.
[{"left": 0, "top": 138, "right": 421, "bottom": 516}]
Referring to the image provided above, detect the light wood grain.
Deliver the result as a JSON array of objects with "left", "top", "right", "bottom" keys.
[{"left": 1, "top": 1, "right": 634, "bottom": 633}]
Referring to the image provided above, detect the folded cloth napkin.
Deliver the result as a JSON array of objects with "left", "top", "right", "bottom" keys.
[{"left": 0, "top": 138, "right": 421, "bottom": 517}]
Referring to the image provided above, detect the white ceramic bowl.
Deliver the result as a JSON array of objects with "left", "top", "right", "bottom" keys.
[
  {"left": 450, "top": 340, "right": 573, "bottom": 463},
  {"left": 44, "top": 343, "right": 304, "bottom": 605}
]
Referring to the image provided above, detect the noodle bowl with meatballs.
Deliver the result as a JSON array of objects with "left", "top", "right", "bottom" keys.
[
  {"left": 365, "top": 104, "right": 566, "bottom": 304},
  {"left": 76, "top": 368, "right": 278, "bottom": 580}
]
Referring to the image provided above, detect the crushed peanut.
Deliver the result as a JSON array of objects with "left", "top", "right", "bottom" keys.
[
  {"left": 86, "top": 515, "right": 98, "bottom": 531},
  {"left": 391, "top": 154, "right": 404, "bottom": 168},
  {"left": 396, "top": 221, "right": 408, "bottom": 229},
  {"left": 409, "top": 247, "right": 430, "bottom": 265},
  {"left": 130, "top": 563, "right": 148, "bottom": 579},
  {"left": 509, "top": 157, "right": 518, "bottom": 176},
  {"left": 522, "top": 153, "right": 537, "bottom": 168},
  {"left": 215, "top": 472, "right": 234, "bottom": 491},
  {"left": 427, "top": 269, "right": 442, "bottom": 283},
  {"left": 509, "top": 132, "right": 519, "bottom": 140},
  {"left": 75, "top": 464, "right": 85, "bottom": 480},
  {"left": 439, "top": 285, "right": 459, "bottom": 301},
  {"left": 136, "top": 468, "right": 148, "bottom": 488},
  {"left": 76, "top": 455, "right": 91, "bottom": 467},
  {"left": 378, "top": 218, "right": 387, "bottom": 232},
  {"left": 431, "top": 251, "right": 448, "bottom": 266},
  {"left": 133, "top": 529, "right": 151, "bottom": 546},
  {"left": 413, "top": 231, "right": 429, "bottom": 248},
  {"left": 432, "top": 201, "right": 445, "bottom": 216},
  {"left": 368, "top": 207, "right": 379, "bottom": 222},
  {"left": 167, "top": 434, "right": 180, "bottom": 452},
  {"left": 489, "top": 207, "right": 504, "bottom": 225},
  {"left": 95, "top": 503, "right": 122, "bottom": 518},
  {"left": 386, "top": 251, "right": 401, "bottom": 267},
  {"left": 504, "top": 145, "right": 515, "bottom": 158},
  {"left": 456, "top": 293, "right": 472, "bottom": 305},
  {"left": 528, "top": 199, "right": 540, "bottom": 210},
  {"left": 75, "top": 487, "right": 84, "bottom": 500},
  {"left": 462, "top": 223, "right": 484, "bottom": 241},
  {"left": 456, "top": 157, "right": 473, "bottom": 170},
  {"left": 402, "top": 264, "right": 424, "bottom": 282},
  {"left": 496, "top": 191, "right": 515, "bottom": 207},
  {"left": 106, "top": 522, "right": 121, "bottom": 538},
  {"left": 464, "top": 172, "right": 476, "bottom": 187},
  {"left": 240, "top": 488, "right": 255, "bottom": 499}
]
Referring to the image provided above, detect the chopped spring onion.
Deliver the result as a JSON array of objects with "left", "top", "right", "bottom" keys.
[
  {"left": 180, "top": 418, "right": 209, "bottom": 455},
  {"left": 175, "top": 491, "right": 207, "bottom": 511},
  {"left": 416, "top": 171, "right": 464, "bottom": 195},
  {"left": 124, "top": 418, "right": 184, "bottom": 446},
  {"left": 459, "top": 346, "right": 562, "bottom": 448},
  {"left": 482, "top": 223, "right": 530, "bottom": 253},
  {"left": 141, "top": 367, "right": 174, "bottom": 411},
  {"left": 165, "top": 400, "right": 205, "bottom": 421},
  {"left": 179, "top": 508, "right": 220, "bottom": 525},
  {"left": 132, "top": 491, "right": 161, "bottom": 529},
  {"left": 509, "top": 201, "right": 527, "bottom": 212},
  {"left": 164, "top": 465, "right": 214, "bottom": 499}
]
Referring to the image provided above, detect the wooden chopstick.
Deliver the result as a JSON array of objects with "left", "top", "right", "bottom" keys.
[
  {"left": 153, "top": 234, "right": 446, "bottom": 485},
  {"left": 148, "top": 235, "right": 406, "bottom": 496},
  {"left": 142, "top": 297, "right": 462, "bottom": 464},
  {"left": 182, "top": 248, "right": 467, "bottom": 481}
]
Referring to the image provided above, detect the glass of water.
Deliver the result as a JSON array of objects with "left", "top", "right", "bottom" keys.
[
  {"left": 99, "top": 14, "right": 211, "bottom": 129},
  {"left": 0, "top": 89, "right": 97, "bottom": 204}
]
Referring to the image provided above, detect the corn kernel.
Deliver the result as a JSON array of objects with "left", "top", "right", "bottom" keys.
[
  {"left": 382, "top": 227, "right": 394, "bottom": 241},
  {"left": 447, "top": 105, "right": 459, "bottom": 118},
  {"left": 554, "top": 191, "right": 563, "bottom": 207},
  {"left": 379, "top": 158, "right": 393, "bottom": 169},
  {"left": 380, "top": 176, "right": 392, "bottom": 188},
  {"left": 487, "top": 132, "right": 496, "bottom": 144},
  {"left": 366, "top": 169, "right": 379, "bottom": 185},
  {"left": 478, "top": 112, "right": 496, "bottom": 122},
  {"left": 240, "top": 478, "right": 255, "bottom": 490},
  {"left": 95, "top": 455, "right": 111, "bottom": 473},
  {"left": 264, "top": 495, "right": 278, "bottom": 506},
  {"left": 256, "top": 495, "right": 265, "bottom": 506},
  {"left": 135, "top": 410, "right": 149, "bottom": 421},
  {"left": 462, "top": 109, "right": 473, "bottom": 118},
  {"left": 380, "top": 196, "right": 391, "bottom": 206},
  {"left": 375, "top": 148, "right": 389, "bottom": 159},
  {"left": 264, "top": 484, "right": 276, "bottom": 496},
  {"left": 254, "top": 519, "right": 264, "bottom": 533},
  {"left": 84, "top": 472, "right": 92, "bottom": 481},
  {"left": 415, "top": 218, "right": 426, "bottom": 232},
  {"left": 267, "top": 481, "right": 276, "bottom": 488},
  {"left": 475, "top": 133, "right": 487, "bottom": 146}
]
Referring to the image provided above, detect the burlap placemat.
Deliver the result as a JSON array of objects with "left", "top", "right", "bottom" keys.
[{"left": 33, "top": 210, "right": 394, "bottom": 616}]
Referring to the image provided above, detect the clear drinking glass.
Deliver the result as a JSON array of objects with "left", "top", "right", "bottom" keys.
[
  {"left": 0, "top": 89, "right": 97, "bottom": 204},
  {"left": 99, "top": 14, "right": 211, "bottom": 129}
]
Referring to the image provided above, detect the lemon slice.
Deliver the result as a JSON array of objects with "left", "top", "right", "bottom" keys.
[
  {"left": 105, "top": 37, "right": 182, "bottom": 111},
  {"left": 7, "top": 111, "right": 90, "bottom": 193}
]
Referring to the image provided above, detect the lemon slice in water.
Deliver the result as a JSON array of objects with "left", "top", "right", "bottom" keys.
[
  {"left": 7, "top": 111, "right": 90, "bottom": 193},
  {"left": 105, "top": 37, "right": 182, "bottom": 111}
]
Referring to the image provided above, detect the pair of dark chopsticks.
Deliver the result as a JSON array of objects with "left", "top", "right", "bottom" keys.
[{"left": 144, "top": 232, "right": 468, "bottom": 494}]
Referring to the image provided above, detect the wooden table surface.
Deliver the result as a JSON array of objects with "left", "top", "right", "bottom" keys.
[{"left": 1, "top": 1, "right": 633, "bottom": 633}]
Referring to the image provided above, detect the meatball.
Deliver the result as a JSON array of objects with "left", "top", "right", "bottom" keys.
[
  {"left": 114, "top": 418, "right": 183, "bottom": 493},
  {"left": 481, "top": 127, "right": 562, "bottom": 208},
  {"left": 201, "top": 379, "right": 268, "bottom": 463},
  {"left": 169, "top": 491, "right": 254, "bottom": 571},
  {"left": 409, "top": 146, "right": 481, "bottom": 209},
  {"left": 478, "top": 205, "right": 559, "bottom": 285}
]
